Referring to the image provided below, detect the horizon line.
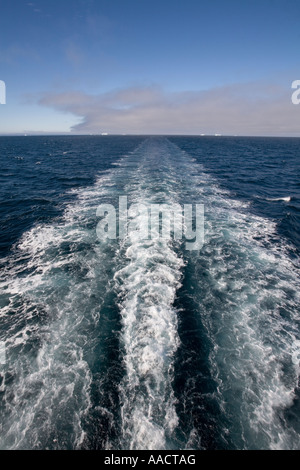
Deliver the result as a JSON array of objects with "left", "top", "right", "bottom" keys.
[{"left": 1, "top": 133, "right": 300, "bottom": 138}]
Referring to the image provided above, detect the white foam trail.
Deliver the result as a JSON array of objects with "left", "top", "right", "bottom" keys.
[
  {"left": 1, "top": 137, "right": 299, "bottom": 450},
  {"left": 255, "top": 195, "right": 292, "bottom": 202},
  {"left": 113, "top": 139, "right": 185, "bottom": 450},
  {"left": 0, "top": 165, "right": 129, "bottom": 449},
  {"left": 266, "top": 196, "right": 291, "bottom": 202},
  {"left": 116, "top": 237, "right": 183, "bottom": 449},
  {"left": 178, "top": 151, "right": 300, "bottom": 449}
]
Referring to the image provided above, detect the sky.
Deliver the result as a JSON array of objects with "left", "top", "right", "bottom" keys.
[{"left": 0, "top": 0, "right": 300, "bottom": 136}]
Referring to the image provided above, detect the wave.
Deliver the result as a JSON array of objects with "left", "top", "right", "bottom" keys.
[
  {"left": 0, "top": 137, "right": 299, "bottom": 450},
  {"left": 113, "top": 140, "right": 185, "bottom": 449},
  {"left": 266, "top": 196, "right": 291, "bottom": 202},
  {"left": 177, "top": 149, "right": 300, "bottom": 449},
  {"left": 255, "top": 195, "right": 292, "bottom": 203},
  {"left": 0, "top": 167, "right": 125, "bottom": 448}
]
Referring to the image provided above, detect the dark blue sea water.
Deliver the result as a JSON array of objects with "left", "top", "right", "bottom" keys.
[{"left": 0, "top": 135, "right": 299, "bottom": 450}]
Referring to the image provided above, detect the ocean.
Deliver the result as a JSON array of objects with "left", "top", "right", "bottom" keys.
[{"left": 0, "top": 135, "right": 299, "bottom": 450}]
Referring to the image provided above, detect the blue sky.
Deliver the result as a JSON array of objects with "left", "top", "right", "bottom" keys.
[{"left": 0, "top": 0, "right": 300, "bottom": 135}]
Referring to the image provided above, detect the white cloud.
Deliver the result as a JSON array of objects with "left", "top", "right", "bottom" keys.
[{"left": 38, "top": 81, "right": 300, "bottom": 136}]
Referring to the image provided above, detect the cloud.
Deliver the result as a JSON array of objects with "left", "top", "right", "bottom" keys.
[
  {"left": 27, "top": 2, "right": 41, "bottom": 13},
  {"left": 38, "top": 81, "right": 300, "bottom": 136}
]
